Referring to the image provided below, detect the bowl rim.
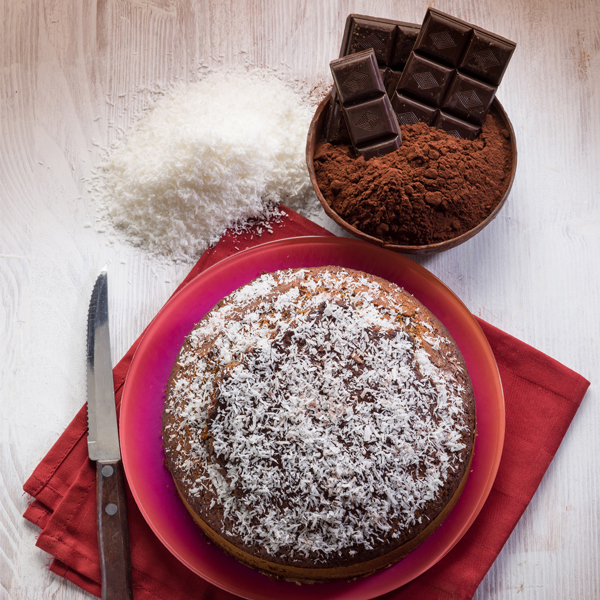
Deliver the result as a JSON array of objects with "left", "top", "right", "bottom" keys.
[{"left": 306, "top": 89, "right": 517, "bottom": 254}]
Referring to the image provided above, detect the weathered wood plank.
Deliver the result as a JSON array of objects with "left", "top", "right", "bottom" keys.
[{"left": 1, "top": 0, "right": 599, "bottom": 598}]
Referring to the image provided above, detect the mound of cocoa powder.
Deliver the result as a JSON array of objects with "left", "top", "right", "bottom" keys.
[{"left": 313, "top": 109, "right": 513, "bottom": 246}]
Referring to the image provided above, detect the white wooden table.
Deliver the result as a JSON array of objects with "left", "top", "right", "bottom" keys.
[{"left": 2, "top": 1, "right": 598, "bottom": 598}]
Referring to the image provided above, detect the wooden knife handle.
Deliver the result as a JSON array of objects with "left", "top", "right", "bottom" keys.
[{"left": 96, "top": 460, "right": 134, "bottom": 600}]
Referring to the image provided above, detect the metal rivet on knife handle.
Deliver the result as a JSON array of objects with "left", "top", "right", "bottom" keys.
[{"left": 105, "top": 503, "right": 118, "bottom": 516}]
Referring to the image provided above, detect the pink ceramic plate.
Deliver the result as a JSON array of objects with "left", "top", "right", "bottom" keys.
[{"left": 121, "top": 236, "right": 504, "bottom": 600}]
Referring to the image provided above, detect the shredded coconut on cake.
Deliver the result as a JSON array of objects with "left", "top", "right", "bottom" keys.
[
  {"left": 93, "top": 70, "right": 320, "bottom": 262},
  {"left": 163, "top": 268, "right": 473, "bottom": 561}
]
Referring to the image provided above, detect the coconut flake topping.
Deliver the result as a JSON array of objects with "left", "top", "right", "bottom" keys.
[{"left": 164, "top": 268, "right": 472, "bottom": 561}]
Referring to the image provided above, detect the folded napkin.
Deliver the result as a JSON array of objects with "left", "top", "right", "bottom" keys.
[{"left": 24, "top": 207, "right": 590, "bottom": 600}]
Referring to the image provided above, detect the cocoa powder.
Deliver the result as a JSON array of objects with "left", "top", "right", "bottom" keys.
[{"left": 313, "top": 109, "right": 513, "bottom": 245}]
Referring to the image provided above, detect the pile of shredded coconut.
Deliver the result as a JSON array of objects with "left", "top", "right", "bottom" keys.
[
  {"left": 94, "top": 70, "right": 321, "bottom": 262},
  {"left": 164, "top": 268, "right": 473, "bottom": 560}
]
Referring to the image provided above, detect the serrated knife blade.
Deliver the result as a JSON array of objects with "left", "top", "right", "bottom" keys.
[
  {"left": 86, "top": 267, "right": 133, "bottom": 600},
  {"left": 87, "top": 267, "right": 120, "bottom": 461}
]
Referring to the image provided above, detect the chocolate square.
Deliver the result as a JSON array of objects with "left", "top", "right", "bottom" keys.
[
  {"left": 330, "top": 49, "right": 385, "bottom": 106},
  {"left": 391, "top": 93, "right": 439, "bottom": 126},
  {"left": 459, "top": 29, "right": 516, "bottom": 85},
  {"left": 396, "top": 53, "right": 454, "bottom": 106},
  {"left": 389, "top": 24, "right": 420, "bottom": 69},
  {"left": 346, "top": 17, "right": 397, "bottom": 65},
  {"left": 357, "top": 137, "right": 401, "bottom": 159},
  {"left": 343, "top": 96, "right": 400, "bottom": 146},
  {"left": 433, "top": 111, "right": 480, "bottom": 140},
  {"left": 414, "top": 9, "right": 472, "bottom": 67},
  {"left": 441, "top": 72, "right": 497, "bottom": 125}
]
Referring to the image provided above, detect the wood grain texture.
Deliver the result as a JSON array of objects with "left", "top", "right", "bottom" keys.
[{"left": 1, "top": 0, "right": 599, "bottom": 599}]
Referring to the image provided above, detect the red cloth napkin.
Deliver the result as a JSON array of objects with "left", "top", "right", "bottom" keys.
[{"left": 24, "top": 207, "right": 590, "bottom": 600}]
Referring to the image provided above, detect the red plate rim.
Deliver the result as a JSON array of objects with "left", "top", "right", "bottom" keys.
[{"left": 121, "top": 236, "right": 504, "bottom": 600}]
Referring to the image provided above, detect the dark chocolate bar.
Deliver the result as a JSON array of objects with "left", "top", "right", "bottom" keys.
[
  {"left": 325, "top": 10, "right": 515, "bottom": 143},
  {"left": 323, "top": 67, "right": 392, "bottom": 145},
  {"left": 392, "top": 8, "right": 515, "bottom": 137},
  {"left": 330, "top": 49, "right": 401, "bottom": 159},
  {"left": 324, "top": 14, "right": 419, "bottom": 143},
  {"left": 414, "top": 9, "right": 515, "bottom": 82},
  {"left": 340, "top": 15, "right": 419, "bottom": 69}
]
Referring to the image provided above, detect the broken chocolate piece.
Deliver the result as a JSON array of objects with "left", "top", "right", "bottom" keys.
[
  {"left": 340, "top": 15, "right": 419, "bottom": 69},
  {"left": 330, "top": 49, "right": 401, "bottom": 158},
  {"left": 324, "top": 14, "right": 419, "bottom": 142},
  {"left": 389, "top": 8, "right": 515, "bottom": 132}
]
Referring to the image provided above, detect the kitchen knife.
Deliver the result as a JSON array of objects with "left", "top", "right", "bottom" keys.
[{"left": 87, "top": 267, "right": 133, "bottom": 600}]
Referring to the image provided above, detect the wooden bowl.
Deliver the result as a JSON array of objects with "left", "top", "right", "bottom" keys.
[{"left": 306, "top": 91, "right": 518, "bottom": 255}]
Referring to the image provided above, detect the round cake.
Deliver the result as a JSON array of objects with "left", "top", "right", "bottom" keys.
[{"left": 162, "top": 266, "right": 476, "bottom": 581}]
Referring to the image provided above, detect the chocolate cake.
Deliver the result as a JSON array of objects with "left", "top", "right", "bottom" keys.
[{"left": 162, "top": 266, "right": 476, "bottom": 581}]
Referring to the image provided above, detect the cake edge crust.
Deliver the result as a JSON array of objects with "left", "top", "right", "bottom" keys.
[{"left": 173, "top": 443, "right": 474, "bottom": 582}]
